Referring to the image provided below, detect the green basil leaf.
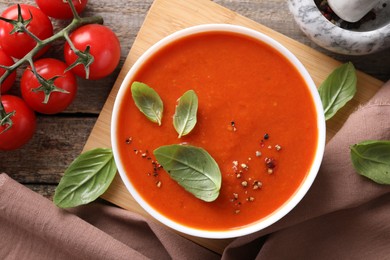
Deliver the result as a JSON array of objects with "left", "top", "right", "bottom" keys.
[
  {"left": 318, "top": 62, "right": 357, "bottom": 120},
  {"left": 173, "top": 90, "right": 198, "bottom": 138},
  {"left": 153, "top": 144, "right": 221, "bottom": 202},
  {"left": 54, "top": 148, "right": 117, "bottom": 208},
  {"left": 350, "top": 140, "right": 390, "bottom": 185},
  {"left": 131, "top": 82, "right": 163, "bottom": 125}
]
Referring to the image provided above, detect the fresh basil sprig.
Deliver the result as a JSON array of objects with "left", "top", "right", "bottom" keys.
[
  {"left": 154, "top": 144, "right": 221, "bottom": 202},
  {"left": 131, "top": 82, "right": 164, "bottom": 125},
  {"left": 318, "top": 62, "right": 357, "bottom": 120},
  {"left": 350, "top": 140, "right": 390, "bottom": 185},
  {"left": 54, "top": 148, "right": 117, "bottom": 208},
  {"left": 173, "top": 90, "right": 198, "bottom": 138}
]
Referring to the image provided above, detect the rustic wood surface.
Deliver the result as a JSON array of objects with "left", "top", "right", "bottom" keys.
[{"left": 0, "top": 0, "right": 389, "bottom": 201}]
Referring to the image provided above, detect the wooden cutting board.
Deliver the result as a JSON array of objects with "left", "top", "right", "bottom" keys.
[{"left": 83, "top": 0, "right": 384, "bottom": 254}]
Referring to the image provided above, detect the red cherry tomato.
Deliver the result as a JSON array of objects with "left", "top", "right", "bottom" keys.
[
  {"left": 0, "top": 95, "right": 36, "bottom": 150},
  {"left": 64, "top": 24, "right": 121, "bottom": 80},
  {"left": 35, "top": 0, "right": 88, "bottom": 20},
  {"left": 0, "top": 4, "right": 53, "bottom": 59},
  {"left": 0, "top": 49, "right": 16, "bottom": 93},
  {"left": 21, "top": 58, "right": 77, "bottom": 114}
]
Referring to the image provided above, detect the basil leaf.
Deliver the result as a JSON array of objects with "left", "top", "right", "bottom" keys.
[
  {"left": 173, "top": 90, "right": 198, "bottom": 138},
  {"left": 54, "top": 148, "right": 117, "bottom": 208},
  {"left": 318, "top": 62, "right": 357, "bottom": 120},
  {"left": 153, "top": 144, "right": 221, "bottom": 202},
  {"left": 350, "top": 140, "right": 390, "bottom": 185},
  {"left": 131, "top": 82, "right": 163, "bottom": 125}
]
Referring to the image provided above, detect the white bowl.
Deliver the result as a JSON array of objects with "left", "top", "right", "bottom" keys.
[
  {"left": 111, "top": 24, "right": 326, "bottom": 238},
  {"left": 288, "top": 0, "right": 390, "bottom": 55}
]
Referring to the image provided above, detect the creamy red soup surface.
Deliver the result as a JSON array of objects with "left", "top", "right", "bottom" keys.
[{"left": 115, "top": 31, "right": 318, "bottom": 231}]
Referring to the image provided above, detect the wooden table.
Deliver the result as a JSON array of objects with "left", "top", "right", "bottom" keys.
[{"left": 1, "top": 0, "right": 389, "bottom": 200}]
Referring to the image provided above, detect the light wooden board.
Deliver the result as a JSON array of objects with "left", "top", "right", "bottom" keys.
[{"left": 83, "top": 0, "right": 384, "bottom": 254}]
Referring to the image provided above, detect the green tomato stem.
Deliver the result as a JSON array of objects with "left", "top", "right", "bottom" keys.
[
  {"left": 66, "top": 0, "right": 82, "bottom": 20},
  {"left": 0, "top": 101, "right": 15, "bottom": 134}
]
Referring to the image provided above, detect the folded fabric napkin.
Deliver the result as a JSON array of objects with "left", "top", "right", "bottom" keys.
[{"left": 1, "top": 81, "right": 390, "bottom": 259}]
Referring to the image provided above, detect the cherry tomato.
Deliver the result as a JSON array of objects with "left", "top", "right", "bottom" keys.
[
  {"left": 64, "top": 24, "right": 121, "bottom": 80},
  {"left": 35, "top": 0, "right": 88, "bottom": 20},
  {"left": 0, "top": 95, "right": 36, "bottom": 150},
  {"left": 0, "top": 49, "right": 16, "bottom": 93},
  {"left": 0, "top": 4, "right": 53, "bottom": 59},
  {"left": 21, "top": 58, "right": 77, "bottom": 114}
]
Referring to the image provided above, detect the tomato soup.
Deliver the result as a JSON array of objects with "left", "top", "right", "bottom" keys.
[{"left": 115, "top": 30, "right": 319, "bottom": 231}]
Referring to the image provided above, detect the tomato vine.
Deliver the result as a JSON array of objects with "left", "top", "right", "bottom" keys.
[{"left": 0, "top": 0, "right": 104, "bottom": 138}]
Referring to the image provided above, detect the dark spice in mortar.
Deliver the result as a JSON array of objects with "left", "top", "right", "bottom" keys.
[{"left": 315, "top": 0, "right": 377, "bottom": 30}]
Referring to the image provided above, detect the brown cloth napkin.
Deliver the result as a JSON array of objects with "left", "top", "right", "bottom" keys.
[{"left": 1, "top": 81, "right": 390, "bottom": 259}]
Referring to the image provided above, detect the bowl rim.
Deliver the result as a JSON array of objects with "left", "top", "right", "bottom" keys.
[{"left": 111, "top": 23, "right": 326, "bottom": 239}]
